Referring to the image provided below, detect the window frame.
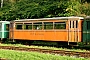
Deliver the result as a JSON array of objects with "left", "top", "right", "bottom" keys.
[
  {"left": 44, "top": 22, "right": 53, "bottom": 30},
  {"left": 87, "top": 21, "right": 90, "bottom": 30},
  {"left": 15, "top": 23, "right": 23, "bottom": 30},
  {"left": 70, "top": 21, "right": 78, "bottom": 28},
  {"left": 54, "top": 22, "right": 66, "bottom": 29},
  {"left": 24, "top": 23, "right": 32, "bottom": 30},
  {"left": 6, "top": 24, "right": 9, "bottom": 31},
  {"left": 33, "top": 22, "right": 42, "bottom": 30}
]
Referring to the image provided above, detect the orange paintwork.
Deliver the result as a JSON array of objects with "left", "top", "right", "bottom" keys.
[
  {"left": 9, "top": 18, "right": 83, "bottom": 43},
  {"left": 10, "top": 30, "right": 68, "bottom": 41}
]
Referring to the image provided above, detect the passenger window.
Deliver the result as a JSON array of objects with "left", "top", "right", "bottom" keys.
[
  {"left": 33, "top": 22, "right": 42, "bottom": 30},
  {"left": 6, "top": 24, "right": 9, "bottom": 31},
  {"left": 87, "top": 21, "right": 90, "bottom": 30},
  {"left": 44, "top": 22, "right": 53, "bottom": 29},
  {"left": 54, "top": 22, "right": 66, "bottom": 29},
  {"left": 16, "top": 24, "right": 23, "bottom": 29},
  {"left": 24, "top": 23, "right": 32, "bottom": 30}
]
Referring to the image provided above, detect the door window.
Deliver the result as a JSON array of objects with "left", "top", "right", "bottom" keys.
[{"left": 70, "top": 21, "right": 78, "bottom": 28}]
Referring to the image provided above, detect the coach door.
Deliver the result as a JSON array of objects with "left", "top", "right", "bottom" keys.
[{"left": 68, "top": 20, "right": 78, "bottom": 42}]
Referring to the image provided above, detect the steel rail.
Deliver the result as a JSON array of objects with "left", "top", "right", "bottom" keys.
[{"left": 0, "top": 46, "right": 90, "bottom": 58}]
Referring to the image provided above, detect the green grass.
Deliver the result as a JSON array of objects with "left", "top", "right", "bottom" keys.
[
  {"left": 0, "top": 43, "right": 88, "bottom": 52},
  {"left": 0, "top": 49, "right": 89, "bottom": 60}
]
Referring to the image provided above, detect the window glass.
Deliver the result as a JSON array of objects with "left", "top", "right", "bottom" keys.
[
  {"left": 70, "top": 21, "right": 78, "bottom": 28},
  {"left": 76, "top": 21, "right": 78, "bottom": 28},
  {"left": 54, "top": 22, "right": 66, "bottom": 29},
  {"left": 70, "top": 21, "right": 71, "bottom": 28},
  {"left": 24, "top": 23, "right": 32, "bottom": 30},
  {"left": 87, "top": 21, "right": 90, "bottom": 30},
  {"left": 44, "top": 22, "right": 53, "bottom": 29},
  {"left": 0, "top": 23, "right": 2, "bottom": 31},
  {"left": 16, "top": 23, "right": 23, "bottom": 29},
  {"left": 73, "top": 21, "right": 74, "bottom": 28},
  {"left": 33, "top": 22, "right": 42, "bottom": 30},
  {"left": 6, "top": 24, "right": 9, "bottom": 31}
]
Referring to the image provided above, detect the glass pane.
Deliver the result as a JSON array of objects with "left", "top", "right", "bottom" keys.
[
  {"left": 24, "top": 23, "right": 32, "bottom": 30},
  {"left": 16, "top": 24, "right": 23, "bottom": 29},
  {"left": 54, "top": 22, "right": 66, "bottom": 29},
  {"left": 44, "top": 22, "right": 53, "bottom": 29},
  {"left": 6, "top": 24, "right": 9, "bottom": 31},
  {"left": 73, "top": 21, "right": 74, "bottom": 28},
  {"left": 76, "top": 21, "right": 78, "bottom": 28},
  {"left": 70, "top": 21, "right": 71, "bottom": 28},
  {"left": 33, "top": 22, "right": 42, "bottom": 30},
  {"left": 87, "top": 21, "right": 90, "bottom": 30},
  {"left": 0, "top": 23, "right": 2, "bottom": 31}
]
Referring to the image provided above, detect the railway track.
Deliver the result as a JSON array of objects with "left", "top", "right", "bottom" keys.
[{"left": 0, "top": 46, "right": 90, "bottom": 58}]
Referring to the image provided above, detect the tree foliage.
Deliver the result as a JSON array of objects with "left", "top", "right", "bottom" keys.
[{"left": 0, "top": 0, "right": 90, "bottom": 21}]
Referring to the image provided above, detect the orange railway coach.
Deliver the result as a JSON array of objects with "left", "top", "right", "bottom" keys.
[{"left": 9, "top": 17, "right": 83, "bottom": 45}]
